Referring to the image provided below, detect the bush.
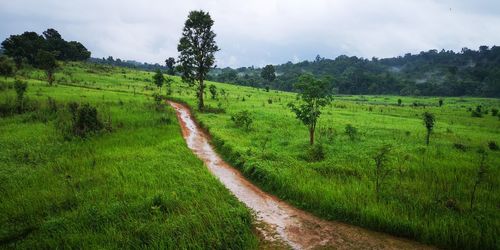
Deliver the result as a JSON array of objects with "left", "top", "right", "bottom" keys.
[
  {"left": 453, "top": 143, "right": 468, "bottom": 151},
  {"left": 345, "top": 124, "right": 358, "bottom": 141},
  {"left": 0, "top": 56, "right": 15, "bottom": 77},
  {"left": 491, "top": 108, "right": 498, "bottom": 116},
  {"left": 56, "top": 102, "right": 105, "bottom": 139},
  {"left": 471, "top": 105, "right": 483, "bottom": 117},
  {"left": 231, "top": 110, "right": 253, "bottom": 130},
  {"left": 304, "top": 143, "right": 325, "bottom": 162},
  {"left": 488, "top": 141, "right": 499, "bottom": 151},
  {"left": 73, "top": 104, "right": 104, "bottom": 137}
]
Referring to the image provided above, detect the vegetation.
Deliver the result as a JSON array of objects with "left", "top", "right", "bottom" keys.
[
  {"left": 1, "top": 28, "right": 90, "bottom": 68},
  {"left": 288, "top": 74, "right": 332, "bottom": 145},
  {"left": 0, "top": 62, "right": 258, "bottom": 249},
  {"left": 422, "top": 112, "right": 435, "bottom": 145},
  {"left": 177, "top": 10, "right": 219, "bottom": 111},
  {"left": 173, "top": 75, "right": 500, "bottom": 249},
  {"left": 208, "top": 46, "right": 500, "bottom": 97}
]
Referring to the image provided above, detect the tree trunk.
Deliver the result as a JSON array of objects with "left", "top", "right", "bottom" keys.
[
  {"left": 198, "top": 80, "right": 204, "bottom": 111},
  {"left": 309, "top": 127, "right": 315, "bottom": 145}
]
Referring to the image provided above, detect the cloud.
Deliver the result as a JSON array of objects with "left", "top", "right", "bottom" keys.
[{"left": 1, "top": 0, "right": 499, "bottom": 67}]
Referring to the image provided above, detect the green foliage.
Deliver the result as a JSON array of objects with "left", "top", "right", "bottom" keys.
[
  {"left": 209, "top": 46, "right": 500, "bottom": 97},
  {"left": 0, "top": 56, "right": 15, "bottom": 77},
  {"left": 231, "top": 110, "right": 253, "bottom": 130},
  {"left": 1, "top": 29, "right": 90, "bottom": 69},
  {"left": 14, "top": 80, "right": 27, "bottom": 113},
  {"left": 373, "top": 145, "right": 392, "bottom": 201},
  {"left": 422, "top": 112, "right": 435, "bottom": 145},
  {"left": 260, "top": 64, "right": 276, "bottom": 82},
  {"left": 209, "top": 84, "right": 217, "bottom": 99},
  {"left": 304, "top": 143, "right": 325, "bottom": 162},
  {"left": 397, "top": 98, "right": 402, "bottom": 106},
  {"left": 152, "top": 69, "right": 164, "bottom": 89},
  {"left": 177, "top": 10, "right": 219, "bottom": 110},
  {"left": 491, "top": 108, "right": 498, "bottom": 116},
  {"left": 0, "top": 63, "right": 257, "bottom": 249},
  {"left": 288, "top": 73, "right": 332, "bottom": 145},
  {"left": 471, "top": 105, "right": 484, "bottom": 117},
  {"left": 165, "top": 57, "right": 176, "bottom": 75},
  {"left": 344, "top": 124, "right": 358, "bottom": 141},
  {"left": 35, "top": 50, "right": 58, "bottom": 85},
  {"left": 488, "top": 141, "right": 498, "bottom": 151}
]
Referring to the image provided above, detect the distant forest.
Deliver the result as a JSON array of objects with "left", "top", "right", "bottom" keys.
[
  {"left": 208, "top": 46, "right": 500, "bottom": 97},
  {"left": 88, "top": 57, "right": 167, "bottom": 72}
]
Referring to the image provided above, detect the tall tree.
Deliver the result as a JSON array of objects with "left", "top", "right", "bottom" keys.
[
  {"left": 35, "top": 50, "right": 58, "bottom": 85},
  {"left": 165, "top": 57, "right": 176, "bottom": 75},
  {"left": 288, "top": 74, "right": 332, "bottom": 145},
  {"left": 177, "top": 10, "right": 219, "bottom": 111},
  {"left": 261, "top": 64, "right": 276, "bottom": 82}
]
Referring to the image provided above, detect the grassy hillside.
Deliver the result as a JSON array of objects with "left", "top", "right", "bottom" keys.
[
  {"left": 0, "top": 64, "right": 258, "bottom": 249},
  {"left": 2, "top": 62, "right": 499, "bottom": 249},
  {"left": 170, "top": 78, "right": 500, "bottom": 248}
]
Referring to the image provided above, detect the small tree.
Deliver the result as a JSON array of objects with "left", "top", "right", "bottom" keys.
[
  {"left": 177, "top": 10, "right": 219, "bottom": 111},
  {"left": 165, "top": 76, "right": 173, "bottom": 96},
  {"left": 35, "top": 50, "right": 58, "bottom": 85},
  {"left": 165, "top": 57, "right": 176, "bottom": 75},
  {"left": 438, "top": 99, "right": 444, "bottom": 107},
  {"left": 422, "top": 112, "right": 435, "bottom": 145},
  {"left": 288, "top": 74, "right": 332, "bottom": 145},
  {"left": 373, "top": 145, "right": 392, "bottom": 201},
  {"left": 209, "top": 84, "right": 217, "bottom": 99},
  {"left": 14, "top": 80, "right": 27, "bottom": 113},
  {"left": 397, "top": 98, "right": 402, "bottom": 106},
  {"left": 152, "top": 69, "right": 165, "bottom": 91}
]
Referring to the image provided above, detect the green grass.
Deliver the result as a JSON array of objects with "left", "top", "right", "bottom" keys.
[
  {"left": 0, "top": 64, "right": 258, "bottom": 248},
  {"left": 3, "top": 62, "right": 499, "bottom": 249}
]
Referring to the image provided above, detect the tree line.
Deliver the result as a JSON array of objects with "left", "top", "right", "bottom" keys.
[
  {"left": 1, "top": 28, "right": 90, "bottom": 68},
  {"left": 208, "top": 47, "right": 500, "bottom": 97}
]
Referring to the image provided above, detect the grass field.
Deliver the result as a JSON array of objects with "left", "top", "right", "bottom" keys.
[
  {"left": 0, "top": 64, "right": 258, "bottom": 249},
  {"left": 1, "top": 62, "right": 499, "bottom": 249}
]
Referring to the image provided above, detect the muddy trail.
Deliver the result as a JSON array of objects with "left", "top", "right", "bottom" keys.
[{"left": 169, "top": 101, "right": 434, "bottom": 250}]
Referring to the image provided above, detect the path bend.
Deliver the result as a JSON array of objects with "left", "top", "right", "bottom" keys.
[{"left": 169, "top": 101, "right": 434, "bottom": 250}]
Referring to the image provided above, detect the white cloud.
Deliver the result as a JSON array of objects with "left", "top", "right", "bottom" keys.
[{"left": 1, "top": 0, "right": 499, "bottom": 67}]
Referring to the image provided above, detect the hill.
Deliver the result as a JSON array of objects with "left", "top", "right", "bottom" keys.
[{"left": 208, "top": 46, "right": 500, "bottom": 97}]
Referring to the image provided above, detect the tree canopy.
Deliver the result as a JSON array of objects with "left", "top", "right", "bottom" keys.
[
  {"left": 1, "top": 28, "right": 90, "bottom": 68},
  {"left": 177, "top": 10, "right": 219, "bottom": 110}
]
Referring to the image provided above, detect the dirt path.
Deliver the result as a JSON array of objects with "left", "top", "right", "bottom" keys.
[{"left": 169, "top": 101, "right": 434, "bottom": 250}]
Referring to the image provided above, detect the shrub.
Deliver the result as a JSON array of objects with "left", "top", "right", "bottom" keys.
[
  {"left": 231, "top": 110, "right": 253, "bottom": 130},
  {"left": 488, "top": 141, "right": 499, "bottom": 151},
  {"left": 0, "top": 56, "right": 15, "bottom": 77},
  {"left": 471, "top": 106, "right": 483, "bottom": 117},
  {"left": 209, "top": 84, "right": 217, "bottom": 99},
  {"left": 397, "top": 99, "right": 402, "bottom": 106},
  {"left": 304, "top": 143, "right": 325, "bottom": 162},
  {"left": 345, "top": 124, "right": 358, "bottom": 141},
  {"left": 267, "top": 98, "right": 273, "bottom": 104},
  {"left": 14, "top": 80, "right": 28, "bottom": 113},
  {"left": 491, "top": 108, "right": 498, "bottom": 116},
  {"left": 73, "top": 104, "right": 104, "bottom": 137},
  {"left": 453, "top": 143, "right": 467, "bottom": 151}
]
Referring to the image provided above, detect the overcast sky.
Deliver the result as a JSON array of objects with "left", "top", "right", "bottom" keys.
[{"left": 1, "top": 0, "right": 499, "bottom": 68}]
